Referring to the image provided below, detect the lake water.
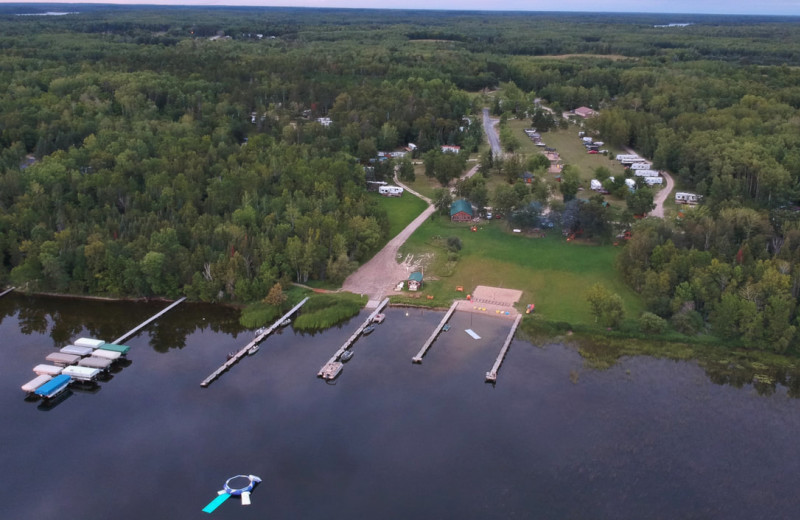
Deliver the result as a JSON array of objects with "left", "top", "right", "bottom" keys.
[{"left": 2, "top": 294, "right": 800, "bottom": 519}]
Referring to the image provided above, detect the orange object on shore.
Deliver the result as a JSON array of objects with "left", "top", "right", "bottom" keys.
[{"left": 456, "top": 286, "right": 464, "bottom": 292}]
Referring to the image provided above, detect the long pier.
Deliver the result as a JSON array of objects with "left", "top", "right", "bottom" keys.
[
  {"left": 485, "top": 314, "right": 522, "bottom": 382},
  {"left": 412, "top": 300, "right": 459, "bottom": 364},
  {"left": 201, "top": 297, "right": 309, "bottom": 387},
  {"left": 0, "top": 287, "right": 15, "bottom": 298},
  {"left": 318, "top": 298, "right": 389, "bottom": 379},
  {"left": 111, "top": 297, "right": 187, "bottom": 345}
]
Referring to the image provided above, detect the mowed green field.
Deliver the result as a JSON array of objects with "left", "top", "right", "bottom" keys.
[
  {"left": 372, "top": 191, "right": 430, "bottom": 239},
  {"left": 399, "top": 216, "right": 643, "bottom": 326}
]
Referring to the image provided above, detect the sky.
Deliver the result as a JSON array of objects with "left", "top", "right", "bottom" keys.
[{"left": 4, "top": 0, "right": 800, "bottom": 16}]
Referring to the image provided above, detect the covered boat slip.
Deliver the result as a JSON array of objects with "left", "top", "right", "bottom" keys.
[
  {"left": 60, "top": 345, "right": 94, "bottom": 357},
  {"left": 98, "top": 344, "right": 130, "bottom": 355},
  {"left": 45, "top": 352, "right": 82, "bottom": 366},
  {"left": 73, "top": 337, "right": 105, "bottom": 349},
  {"left": 78, "top": 356, "right": 113, "bottom": 370},
  {"left": 90, "top": 349, "right": 122, "bottom": 361},
  {"left": 33, "top": 364, "right": 63, "bottom": 376},
  {"left": 34, "top": 374, "right": 72, "bottom": 398},
  {"left": 21, "top": 374, "right": 52, "bottom": 393},
  {"left": 62, "top": 365, "right": 101, "bottom": 382}
]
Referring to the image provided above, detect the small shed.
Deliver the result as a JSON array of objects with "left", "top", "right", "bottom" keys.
[
  {"left": 450, "top": 199, "right": 474, "bottom": 222},
  {"left": 521, "top": 171, "right": 535, "bottom": 184},
  {"left": 408, "top": 271, "right": 423, "bottom": 291}
]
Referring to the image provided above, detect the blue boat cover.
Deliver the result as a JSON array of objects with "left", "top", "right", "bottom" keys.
[
  {"left": 34, "top": 374, "right": 71, "bottom": 397},
  {"left": 202, "top": 493, "right": 230, "bottom": 514}
]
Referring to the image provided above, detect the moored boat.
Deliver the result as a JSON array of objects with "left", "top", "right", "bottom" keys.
[
  {"left": 372, "top": 313, "right": 385, "bottom": 324},
  {"left": 78, "top": 356, "right": 113, "bottom": 370},
  {"left": 247, "top": 345, "right": 259, "bottom": 356},
  {"left": 62, "top": 365, "right": 101, "bottom": 382},
  {"left": 74, "top": 337, "right": 105, "bottom": 349},
  {"left": 340, "top": 350, "right": 354, "bottom": 362},
  {"left": 45, "top": 352, "right": 82, "bottom": 367},
  {"left": 21, "top": 374, "right": 52, "bottom": 394},
  {"left": 34, "top": 374, "right": 72, "bottom": 399},
  {"left": 362, "top": 325, "right": 375, "bottom": 335},
  {"left": 33, "top": 364, "right": 63, "bottom": 377},
  {"left": 60, "top": 345, "right": 94, "bottom": 357}
]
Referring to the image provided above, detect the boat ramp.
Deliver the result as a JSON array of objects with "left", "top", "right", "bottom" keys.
[
  {"left": 411, "top": 301, "right": 458, "bottom": 364},
  {"left": 317, "top": 298, "right": 389, "bottom": 380},
  {"left": 200, "top": 297, "right": 309, "bottom": 388},
  {"left": 485, "top": 314, "right": 522, "bottom": 383}
]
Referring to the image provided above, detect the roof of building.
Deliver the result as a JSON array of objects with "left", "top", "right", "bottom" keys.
[
  {"left": 450, "top": 199, "right": 473, "bottom": 217},
  {"left": 409, "top": 271, "right": 423, "bottom": 282}
]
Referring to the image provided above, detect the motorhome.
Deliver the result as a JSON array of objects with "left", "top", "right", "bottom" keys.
[
  {"left": 378, "top": 185, "right": 404, "bottom": 197},
  {"left": 675, "top": 192, "right": 700, "bottom": 204}
]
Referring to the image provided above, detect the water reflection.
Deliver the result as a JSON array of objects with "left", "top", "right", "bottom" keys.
[{"left": 0, "top": 293, "right": 244, "bottom": 352}]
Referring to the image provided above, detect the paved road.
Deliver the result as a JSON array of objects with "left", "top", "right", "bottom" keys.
[{"left": 482, "top": 108, "right": 502, "bottom": 158}]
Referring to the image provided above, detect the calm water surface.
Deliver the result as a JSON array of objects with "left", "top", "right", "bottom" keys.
[{"left": 2, "top": 294, "right": 800, "bottom": 519}]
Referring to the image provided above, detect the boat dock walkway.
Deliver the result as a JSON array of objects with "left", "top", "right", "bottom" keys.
[
  {"left": 0, "top": 287, "right": 15, "bottom": 298},
  {"left": 201, "top": 297, "right": 309, "bottom": 387},
  {"left": 485, "top": 314, "right": 522, "bottom": 383},
  {"left": 112, "top": 297, "right": 187, "bottom": 345},
  {"left": 412, "top": 300, "right": 459, "bottom": 364},
  {"left": 318, "top": 298, "right": 389, "bottom": 379}
]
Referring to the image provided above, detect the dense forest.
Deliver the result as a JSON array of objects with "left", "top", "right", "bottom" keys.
[{"left": 3, "top": 5, "right": 800, "bottom": 349}]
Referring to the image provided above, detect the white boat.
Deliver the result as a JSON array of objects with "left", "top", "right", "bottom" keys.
[
  {"left": 21, "top": 374, "right": 52, "bottom": 393},
  {"left": 74, "top": 337, "right": 105, "bottom": 349},
  {"left": 90, "top": 349, "right": 122, "bottom": 361},
  {"left": 372, "top": 313, "right": 385, "bottom": 324},
  {"left": 33, "top": 364, "right": 63, "bottom": 376},
  {"left": 247, "top": 345, "right": 259, "bottom": 356},
  {"left": 254, "top": 327, "right": 266, "bottom": 337},
  {"left": 60, "top": 345, "right": 94, "bottom": 356},
  {"left": 62, "top": 365, "right": 101, "bottom": 382}
]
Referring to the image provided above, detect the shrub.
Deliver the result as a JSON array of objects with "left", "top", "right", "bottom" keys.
[{"left": 639, "top": 312, "right": 667, "bottom": 334}]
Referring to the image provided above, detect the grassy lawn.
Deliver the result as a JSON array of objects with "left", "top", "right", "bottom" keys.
[
  {"left": 371, "top": 191, "right": 429, "bottom": 238},
  {"left": 397, "top": 215, "right": 644, "bottom": 326}
]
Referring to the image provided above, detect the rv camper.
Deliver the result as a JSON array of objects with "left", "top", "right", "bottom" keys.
[
  {"left": 378, "top": 185, "right": 404, "bottom": 197},
  {"left": 675, "top": 192, "right": 700, "bottom": 205}
]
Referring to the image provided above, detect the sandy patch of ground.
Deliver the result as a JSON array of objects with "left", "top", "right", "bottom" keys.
[{"left": 455, "top": 285, "right": 523, "bottom": 319}]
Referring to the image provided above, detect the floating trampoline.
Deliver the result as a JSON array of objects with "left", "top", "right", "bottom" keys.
[{"left": 202, "top": 474, "right": 262, "bottom": 513}]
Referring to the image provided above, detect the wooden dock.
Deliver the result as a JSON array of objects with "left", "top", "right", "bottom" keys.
[
  {"left": 201, "top": 297, "right": 309, "bottom": 387},
  {"left": 111, "top": 297, "right": 187, "bottom": 345},
  {"left": 411, "top": 300, "right": 459, "bottom": 364},
  {"left": 485, "top": 314, "right": 522, "bottom": 382},
  {"left": 0, "top": 287, "right": 15, "bottom": 298},
  {"left": 317, "top": 298, "right": 389, "bottom": 379}
]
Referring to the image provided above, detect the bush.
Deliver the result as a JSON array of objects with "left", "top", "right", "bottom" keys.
[
  {"left": 671, "top": 310, "right": 703, "bottom": 335},
  {"left": 446, "top": 236, "right": 462, "bottom": 252},
  {"left": 639, "top": 312, "right": 667, "bottom": 334}
]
